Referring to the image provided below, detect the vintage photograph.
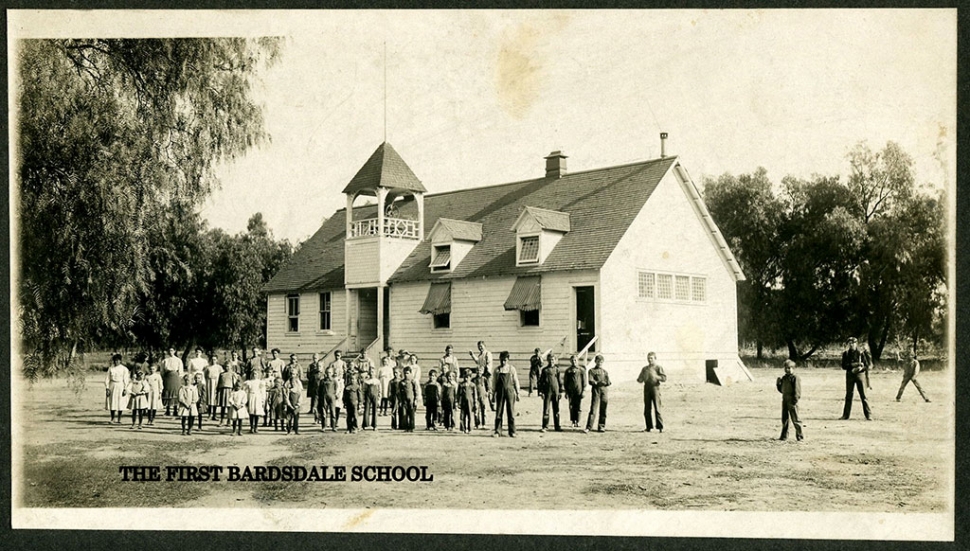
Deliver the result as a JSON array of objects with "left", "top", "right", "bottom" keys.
[{"left": 9, "top": 9, "right": 956, "bottom": 539}]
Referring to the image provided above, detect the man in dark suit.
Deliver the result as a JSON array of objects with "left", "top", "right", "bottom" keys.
[
  {"left": 538, "top": 352, "right": 563, "bottom": 432},
  {"left": 840, "top": 337, "right": 872, "bottom": 420}
]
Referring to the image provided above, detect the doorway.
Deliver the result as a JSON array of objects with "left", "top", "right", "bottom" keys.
[
  {"left": 575, "top": 286, "right": 596, "bottom": 352},
  {"left": 356, "top": 287, "right": 378, "bottom": 351}
]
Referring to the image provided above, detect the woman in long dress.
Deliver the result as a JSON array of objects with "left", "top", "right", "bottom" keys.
[
  {"left": 104, "top": 354, "right": 130, "bottom": 424},
  {"left": 205, "top": 353, "right": 223, "bottom": 420},
  {"left": 244, "top": 370, "right": 267, "bottom": 434},
  {"left": 161, "top": 347, "right": 184, "bottom": 416}
]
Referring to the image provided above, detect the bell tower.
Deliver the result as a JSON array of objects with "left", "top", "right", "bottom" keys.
[{"left": 342, "top": 142, "right": 426, "bottom": 353}]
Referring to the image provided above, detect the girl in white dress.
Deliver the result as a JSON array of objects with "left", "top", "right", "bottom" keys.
[
  {"left": 178, "top": 373, "right": 199, "bottom": 435},
  {"left": 229, "top": 381, "right": 248, "bottom": 436},
  {"left": 126, "top": 370, "right": 149, "bottom": 429},
  {"left": 244, "top": 370, "right": 267, "bottom": 434},
  {"left": 144, "top": 363, "right": 163, "bottom": 426}
]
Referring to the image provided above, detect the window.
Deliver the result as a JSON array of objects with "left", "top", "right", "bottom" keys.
[
  {"left": 518, "top": 235, "right": 539, "bottom": 264},
  {"left": 430, "top": 244, "right": 452, "bottom": 272},
  {"left": 419, "top": 282, "right": 452, "bottom": 329},
  {"left": 692, "top": 277, "right": 707, "bottom": 302},
  {"left": 657, "top": 274, "right": 673, "bottom": 299},
  {"left": 638, "top": 271, "right": 707, "bottom": 303},
  {"left": 520, "top": 309, "right": 540, "bottom": 326},
  {"left": 319, "top": 292, "right": 332, "bottom": 331},
  {"left": 433, "top": 313, "right": 451, "bottom": 329},
  {"left": 675, "top": 276, "right": 691, "bottom": 301},
  {"left": 286, "top": 294, "right": 300, "bottom": 332},
  {"left": 638, "top": 272, "right": 655, "bottom": 299}
]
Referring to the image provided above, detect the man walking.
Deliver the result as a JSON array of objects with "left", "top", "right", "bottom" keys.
[{"left": 896, "top": 350, "right": 931, "bottom": 403}]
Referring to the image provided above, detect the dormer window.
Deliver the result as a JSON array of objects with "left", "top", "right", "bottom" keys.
[
  {"left": 518, "top": 235, "right": 540, "bottom": 264},
  {"left": 430, "top": 244, "right": 452, "bottom": 272},
  {"left": 427, "top": 218, "right": 482, "bottom": 274},
  {"left": 511, "top": 207, "right": 570, "bottom": 267}
]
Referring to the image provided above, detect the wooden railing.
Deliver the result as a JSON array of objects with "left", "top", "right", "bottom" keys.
[
  {"left": 577, "top": 336, "right": 599, "bottom": 372},
  {"left": 321, "top": 337, "right": 349, "bottom": 364},
  {"left": 349, "top": 217, "right": 419, "bottom": 239}
]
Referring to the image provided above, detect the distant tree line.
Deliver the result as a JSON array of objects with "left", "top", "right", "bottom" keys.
[
  {"left": 703, "top": 141, "right": 946, "bottom": 361},
  {"left": 16, "top": 37, "right": 289, "bottom": 381}
]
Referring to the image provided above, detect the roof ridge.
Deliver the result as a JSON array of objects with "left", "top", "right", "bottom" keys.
[{"left": 423, "top": 156, "right": 676, "bottom": 200}]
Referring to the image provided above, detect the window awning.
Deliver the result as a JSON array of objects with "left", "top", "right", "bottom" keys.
[
  {"left": 419, "top": 282, "right": 452, "bottom": 315},
  {"left": 503, "top": 276, "right": 541, "bottom": 312}
]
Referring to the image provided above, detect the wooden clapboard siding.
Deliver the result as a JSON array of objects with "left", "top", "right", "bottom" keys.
[
  {"left": 345, "top": 237, "right": 380, "bottom": 286},
  {"left": 266, "top": 290, "right": 349, "bottom": 358},
  {"left": 387, "top": 270, "right": 597, "bottom": 366},
  {"left": 600, "top": 167, "right": 741, "bottom": 381}
]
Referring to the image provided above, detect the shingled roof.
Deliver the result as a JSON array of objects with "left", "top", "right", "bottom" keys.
[
  {"left": 265, "top": 155, "right": 681, "bottom": 293},
  {"left": 341, "top": 142, "right": 427, "bottom": 195},
  {"left": 512, "top": 206, "right": 571, "bottom": 233},
  {"left": 430, "top": 218, "right": 484, "bottom": 242}
]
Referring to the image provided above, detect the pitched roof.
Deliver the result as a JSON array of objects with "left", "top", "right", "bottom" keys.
[
  {"left": 512, "top": 206, "right": 571, "bottom": 233},
  {"left": 265, "top": 154, "right": 679, "bottom": 293},
  {"left": 341, "top": 142, "right": 427, "bottom": 195},
  {"left": 429, "top": 218, "right": 483, "bottom": 242}
]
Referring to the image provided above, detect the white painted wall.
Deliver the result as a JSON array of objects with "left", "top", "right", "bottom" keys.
[
  {"left": 380, "top": 238, "right": 421, "bottom": 283},
  {"left": 267, "top": 290, "right": 349, "bottom": 359},
  {"left": 387, "top": 270, "right": 599, "bottom": 367},
  {"left": 599, "top": 166, "right": 742, "bottom": 382}
]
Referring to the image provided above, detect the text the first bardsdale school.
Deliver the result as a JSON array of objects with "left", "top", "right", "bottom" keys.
[{"left": 263, "top": 137, "right": 751, "bottom": 382}]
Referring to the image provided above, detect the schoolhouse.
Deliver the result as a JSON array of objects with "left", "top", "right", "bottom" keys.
[{"left": 264, "top": 139, "right": 750, "bottom": 382}]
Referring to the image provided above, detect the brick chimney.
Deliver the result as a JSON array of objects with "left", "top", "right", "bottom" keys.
[
  {"left": 660, "top": 132, "right": 668, "bottom": 158},
  {"left": 544, "top": 150, "right": 568, "bottom": 178}
]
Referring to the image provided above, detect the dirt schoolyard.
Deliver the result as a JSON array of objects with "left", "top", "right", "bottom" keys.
[{"left": 15, "top": 365, "right": 951, "bottom": 512}]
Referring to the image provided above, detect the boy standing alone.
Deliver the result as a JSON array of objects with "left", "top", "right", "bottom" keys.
[
  {"left": 776, "top": 359, "right": 804, "bottom": 441},
  {"left": 636, "top": 352, "right": 666, "bottom": 433}
]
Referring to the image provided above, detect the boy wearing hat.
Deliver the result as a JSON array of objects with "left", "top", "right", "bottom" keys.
[
  {"left": 584, "top": 354, "right": 611, "bottom": 433},
  {"left": 776, "top": 359, "right": 804, "bottom": 440},
  {"left": 538, "top": 352, "right": 563, "bottom": 432}
]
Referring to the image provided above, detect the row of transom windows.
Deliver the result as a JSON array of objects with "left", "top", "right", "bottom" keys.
[{"left": 637, "top": 271, "right": 706, "bottom": 302}]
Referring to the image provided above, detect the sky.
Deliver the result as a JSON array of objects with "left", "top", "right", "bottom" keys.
[{"left": 11, "top": 9, "right": 957, "bottom": 244}]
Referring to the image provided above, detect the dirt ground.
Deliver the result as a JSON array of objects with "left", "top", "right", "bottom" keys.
[{"left": 14, "top": 366, "right": 952, "bottom": 512}]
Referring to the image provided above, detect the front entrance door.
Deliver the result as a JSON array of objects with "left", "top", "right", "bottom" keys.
[
  {"left": 575, "top": 286, "right": 596, "bottom": 353},
  {"left": 357, "top": 288, "right": 378, "bottom": 351}
]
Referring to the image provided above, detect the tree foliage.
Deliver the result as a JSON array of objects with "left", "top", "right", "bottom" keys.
[
  {"left": 703, "top": 141, "right": 946, "bottom": 361},
  {"left": 17, "top": 38, "right": 281, "bottom": 379}
]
